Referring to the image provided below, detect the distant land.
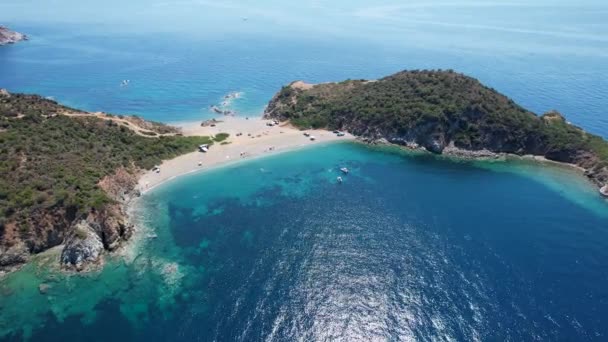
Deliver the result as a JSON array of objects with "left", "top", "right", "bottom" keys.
[
  {"left": 0, "top": 26, "right": 27, "bottom": 45},
  {"left": 265, "top": 70, "right": 608, "bottom": 190}
]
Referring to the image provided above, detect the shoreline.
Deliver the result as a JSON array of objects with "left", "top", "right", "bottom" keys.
[
  {"left": 138, "top": 117, "right": 602, "bottom": 196},
  {"left": 361, "top": 139, "right": 603, "bottom": 191},
  {"left": 137, "top": 117, "right": 355, "bottom": 193}
]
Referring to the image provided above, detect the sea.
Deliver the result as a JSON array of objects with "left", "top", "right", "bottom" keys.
[{"left": 1, "top": 0, "right": 608, "bottom": 340}]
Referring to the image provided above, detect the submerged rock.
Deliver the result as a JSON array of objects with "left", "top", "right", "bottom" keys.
[
  {"left": 38, "top": 283, "right": 51, "bottom": 294},
  {"left": 60, "top": 221, "right": 104, "bottom": 271}
]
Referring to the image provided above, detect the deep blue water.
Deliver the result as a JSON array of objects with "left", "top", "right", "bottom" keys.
[
  {"left": 2, "top": 143, "right": 607, "bottom": 341},
  {"left": 1, "top": 0, "right": 608, "bottom": 340}
]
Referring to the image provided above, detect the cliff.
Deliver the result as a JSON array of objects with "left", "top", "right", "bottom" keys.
[
  {"left": 0, "top": 26, "right": 27, "bottom": 46},
  {"left": 0, "top": 90, "right": 214, "bottom": 273},
  {"left": 264, "top": 70, "right": 608, "bottom": 189}
]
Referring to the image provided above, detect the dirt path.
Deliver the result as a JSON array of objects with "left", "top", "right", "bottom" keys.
[{"left": 61, "top": 111, "right": 178, "bottom": 137}]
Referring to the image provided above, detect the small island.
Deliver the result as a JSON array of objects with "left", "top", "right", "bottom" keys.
[
  {"left": 0, "top": 26, "right": 27, "bottom": 46},
  {"left": 264, "top": 70, "right": 608, "bottom": 190}
]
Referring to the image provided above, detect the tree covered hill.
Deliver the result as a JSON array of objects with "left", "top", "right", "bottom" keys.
[
  {"left": 0, "top": 91, "right": 212, "bottom": 271},
  {"left": 265, "top": 70, "right": 608, "bottom": 188}
]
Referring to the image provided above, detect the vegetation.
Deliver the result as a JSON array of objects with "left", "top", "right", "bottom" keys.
[
  {"left": 213, "top": 132, "right": 230, "bottom": 143},
  {"left": 0, "top": 92, "right": 213, "bottom": 236},
  {"left": 266, "top": 70, "right": 608, "bottom": 171}
]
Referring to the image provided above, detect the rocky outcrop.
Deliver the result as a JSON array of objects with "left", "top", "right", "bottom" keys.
[
  {"left": 58, "top": 168, "right": 138, "bottom": 270},
  {"left": 0, "top": 242, "right": 30, "bottom": 275},
  {"left": 0, "top": 26, "right": 27, "bottom": 46},
  {"left": 0, "top": 168, "right": 138, "bottom": 274},
  {"left": 60, "top": 221, "right": 104, "bottom": 271}
]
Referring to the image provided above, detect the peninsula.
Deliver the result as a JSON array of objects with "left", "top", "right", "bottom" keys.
[
  {"left": 0, "top": 26, "right": 27, "bottom": 46},
  {"left": 0, "top": 90, "right": 213, "bottom": 273},
  {"left": 264, "top": 70, "right": 608, "bottom": 189}
]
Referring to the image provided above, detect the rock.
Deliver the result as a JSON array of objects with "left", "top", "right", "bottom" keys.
[
  {"left": 38, "top": 283, "right": 51, "bottom": 294},
  {"left": 443, "top": 142, "right": 500, "bottom": 159},
  {"left": 99, "top": 210, "right": 132, "bottom": 250},
  {"left": 60, "top": 221, "right": 104, "bottom": 271},
  {"left": 0, "top": 243, "right": 30, "bottom": 271},
  {"left": 201, "top": 118, "right": 223, "bottom": 127},
  {"left": 425, "top": 137, "right": 445, "bottom": 153},
  {"left": 0, "top": 26, "right": 27, "bottom": 46}
]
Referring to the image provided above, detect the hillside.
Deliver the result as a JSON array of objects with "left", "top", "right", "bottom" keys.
[
  {"left": 0, "top": 90, "right": 214, "bottom": 272},
  {"left": 264, "top": 70, "right": 608, "bottom": 188}
]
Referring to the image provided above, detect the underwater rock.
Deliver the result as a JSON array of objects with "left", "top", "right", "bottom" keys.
[{"left": 38, "top": 283, "right": 51, "bottom": 294}]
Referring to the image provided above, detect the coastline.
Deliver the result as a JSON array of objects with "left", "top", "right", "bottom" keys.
[
  {"left": 137, "top": 117, "right": 355, "bottom": 193},
  {"left": 3, "top": 118, "right": 604, "bottom": 279},
  {"left": 364, "top": 138, "right": 595, "bottom": 181},
  {"left": 138, "top": 117, "right": 600, "bottom": 196}
]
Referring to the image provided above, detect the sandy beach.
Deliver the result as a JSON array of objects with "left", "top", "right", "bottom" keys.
[{"left": 138, "top": 117, "right": 354, "bottom": 192}]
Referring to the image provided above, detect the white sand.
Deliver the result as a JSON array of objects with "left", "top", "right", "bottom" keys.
[{"left": 138, "top": 117, "right": 354, "bottom": 192}]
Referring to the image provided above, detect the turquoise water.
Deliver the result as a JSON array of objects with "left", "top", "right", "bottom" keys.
[
  {"left": 2, "top": 0, "right": 608, "bottom": 340},
  {"left": 1, "top": 143, "right": 607, "bottom": 340}
]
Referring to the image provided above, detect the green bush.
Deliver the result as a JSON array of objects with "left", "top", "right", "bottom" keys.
[{"left": 213, "top": 133, "right": 230, "bottom": 142}]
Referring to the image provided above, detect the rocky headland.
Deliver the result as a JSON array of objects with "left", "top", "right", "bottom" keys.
[
  {"left": 0, "top": 26, "right": 27, "bottom": 46},
  {"left": 0, "top": 90, "right": 213, "bottom": 274},
  {"left": 264, "top": 70, "right": 608, "bottom": 190}
]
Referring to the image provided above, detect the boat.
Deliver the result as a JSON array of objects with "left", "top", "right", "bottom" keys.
[
  {"left": 337, "top": 132, "right": 345, "bottom": 137},
  {"left": 601, "top": 185, "right": 608, "bottom": 197},
  {"left": 310, "top": 136, "right": 316, "bottom": 141},
  {"left": 340, "top": 167, "right": 349, "bottom": 174},
  {"left": 337, "top": 176, "right": 343, "bottom": 183}
]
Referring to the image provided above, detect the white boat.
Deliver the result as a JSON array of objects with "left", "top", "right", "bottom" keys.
[
  {"left": 340, "top": 167, "right": 349, "bottom": 174},
  {"left": 337, "top": 176, "right": 343, "bottom": 183},
  {"left": 600, "top": 185, "right": 608, "bottom": 197}
]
